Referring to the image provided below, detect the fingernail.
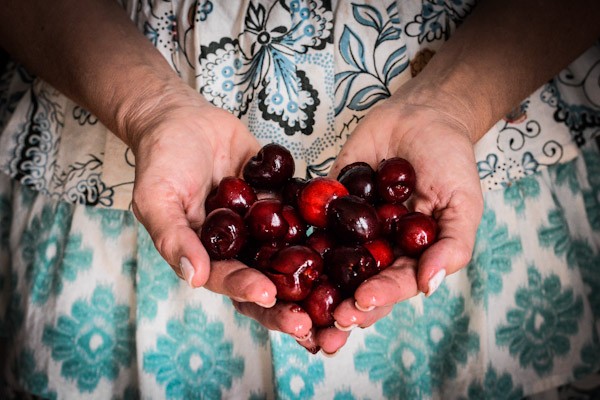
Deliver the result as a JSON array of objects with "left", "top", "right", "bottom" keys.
[
  {"left": 426, "top": 269, "right": 446, "bottom": 297},
  {"left": 334, "top": 321, "right": 357, "bottom": 332},
  {"left": 355, "top": 301, "right": 375, "bottom": 312},
  {"left": 321, "top": 349, "right": 339, "bottom": 358},
  {"left": 294, "top": 331, "right": 312, "bottom": 342},
  {"left": 256, "top": 298, "right": 277, "bottom": 308},
  {"left": 179, "top": 257, "right": 195, "bottom": 288}
]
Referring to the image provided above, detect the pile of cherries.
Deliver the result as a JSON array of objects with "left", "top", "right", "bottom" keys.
[{"left": 199, "top": 143, "right": 438, "bottom": 328}]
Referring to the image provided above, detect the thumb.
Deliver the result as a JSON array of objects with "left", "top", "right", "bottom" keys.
[{"left": 132, "top": 191, "right": 211, "bottom": 288}]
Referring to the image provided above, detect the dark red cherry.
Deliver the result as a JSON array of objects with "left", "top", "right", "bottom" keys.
[
  {"left": 376, "top": 203, "right": 409, "bottom": 236},
  {"left": 205, "top": 176, "right": 257, "bottom": 215},
  {"left": 266, "top": 245, "right": 324, "bottom": 302},
  {"left": 282, "top": 205, "right": 307, "bottom": 244},
  {"left": 298, "top": 177, "right": 349, "bottom": 228},
  {"left": 306, "top": 229, "right": 335, "bottom": 258},
  {"left": 337, "top": 162, "right": 377, "bottom": 204},
  {"left": 244, "top": 199, "right": 288, "bottom": 242},
  {"left": 395, "top": 212, "right": 438, "bottom": 257},
  {"left": 325, "top": 245, "right": 379, "bottom": 297},
  {"left": 200, "top": 208, "right": 247, "bottom": 260},
  {"left": 301, "top": 277, "right": 343, "bottom": 328},
  {"left": 376, "top": 157, "right": 416, "bottom": 203},
  {"left": 282, "top": 177, "right": 307, "bottom": 209},
  {"left": 326, "top": 195, "right": 380, "bottom": 244},
  {"left": 364, "top": 239, "right": 395, "bottom": 270},
  {"left": 243, "top": 143, "right": 295, "bottom": 190},
  {"left": 238, "top": 240, "right": 284, "bottom": 271}
]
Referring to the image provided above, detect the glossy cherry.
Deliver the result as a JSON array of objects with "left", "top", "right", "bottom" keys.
[
  {"left": 325, "top": 245, "right": 379, "bottom": 297},
  {"left": 200, "top": 208, "right": 247, "bottom": 260},
  {"left": 298, "top": 177, "right": 349, "bottom": 228},
  {"left": 282, "top": 205, "right": 307, "bottom": 244},
  {"left": 376, "top": 157, "right": 416, "bottom": 203},
  {"left": 395, "top": 212, "right": 438, "bottom": 257},
  {"left": 306, "top": 229, "right": 335, "bottom": 258},
  {"left": 244, "top": 199, "right": 288, "bottom": 242},
  {"left": 326, "top": 195, "right": 380, "bottom": 244},
  {"left": 376, "top": 202, "right": 409, "bottom": 237},
  {"left": 364, "top": 239, "right": 395, "bottom": 270},
  {"left": 301, "top": 276, "right": 343, "bottom": 328},
  {"left": 205, "top": 176, "right": 257, "bottom": 215},
  {"left": 266, "top": 245, "right": 324, "bottom": 302},
  {"left": 282, "top": 177, "right": 307, "bottom": 209},
  {"left": 337, "top": 162, "right": 377, "bottom": 204},
  {"left": 243, "top": 143, "right": 295, "bottom": 189},
  {"left": 238, "top": 240, "right": 283, "bottom": 271}
]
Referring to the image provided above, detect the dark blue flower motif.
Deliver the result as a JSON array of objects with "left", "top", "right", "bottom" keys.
[
  {"left": 459, "top": 365, "right": 523, "bottom": 400},
  {"left": 477, "top": 154, "right": 498, "bottom": 180},
  {"left": 0, "top": 193, "right": 10, "bottom": 251},
  {"left": 143, "top": 305, "right": 244, "bottom": 399},
  {"left": 42, "top": 285, "right": 134, "bottom": 392},
  {"left": 200, "top": 0, "right": 332, "bottom": 135},
  {"left": 271, "top": 334, "right": 325, "bottom": 399},
  {"left": 467, "top": 208, "right": 522, "bottom": 307},
  {"left": 17, "top": 350, "right": 58, "bottom": 400},
  {"left": 405, "top": 0, "right": 476, "bottom": 43},
  {"left": 495, "top": 266, "right": 583, "bottom": 376},
  {"left": 355, "top": 286, "right": 479, "bottom": 398}
]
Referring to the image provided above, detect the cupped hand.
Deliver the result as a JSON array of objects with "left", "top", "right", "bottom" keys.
[
  {"left": 129, "top": 89, "right": 277, "bottom": 306},
  {"left": 329, "top": 81, "right": 484, "bottom": 338}
]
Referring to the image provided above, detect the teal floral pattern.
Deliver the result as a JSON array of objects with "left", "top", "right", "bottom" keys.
[
  {"left": 460, "top": 365, "right": 523, "bottom": 400},
  {"left": 0, "top": 193, "right": 10, "bottom": 250},
  {"left": 355, "top": 286, "right": 479, "bottom": 398},
  {"left": 271, "top": 334, "right": 325, "bottom": 399},
  {"left": 503, "top": 175, "right": 540, "bottom": 214},
  {"left": 21, "top": 202, "right": 93, "bottom": 304},
  {"left": 553, "top": 159, "right": 579, "bottom": 194},
  {"left": 573, "top": 340, "right": 600, "bottom": 380},
  {"left": 233, "top": 309, "right": 269, "bottom": 346},
  {"left": 467, "top": 208, "right": 522, "bottom": 307},
  {"left": 86, "top": 206, "right": 135, "bottom": 239},
  {"left": 143, "top": 305, "right": 244, "bottom": 399},
  {"left": 583, "top": 150, "right": 600, "bottom": 231},
  {"left": 538, "top": 208, "right": 572, "bottom": 260},
  {"left": 18, "top": 350, "right": 57, "bottom": 400},
  {"left": 42, "top": 285, "right": 134, "bottom": 392},
  {"left": 135, "top": 227, "right": 179, "bottom": 320},
  {"left": 495, "top": 267, "right": 583, "bottom": 376}
]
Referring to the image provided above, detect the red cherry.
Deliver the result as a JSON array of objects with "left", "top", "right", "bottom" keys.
[
  {"left": 200, "top": 208, "right": 247, "bottom": 260},
  {"left": 282, "top": 177, "right": 307, "bottom": 209},
  {"left": 337, "top": 162, "right": 377, "bottom": 204},
  {"left": 243, "top": 143, "right": 295, "bottom": 190},
  {"left": 282, "top": 205, "right": 307, "bottom": 244},
  {"left": 376, "top": 203, "right": 409, "bottom": 237},
  {"left": 244, "top": 199, "right": 288, "bottom": 242},
  {"left": 266, "top": 245, "right": 324, "bottom": 302},
  {"left": 376, "top": 157, "right": 416, "bottom": 203},
  {"left": 364, "top": 239, "right": 395, "bottom": 270},
  {"left": 238, "top": 240, "right": 283, "bottom": 271},
  {"left": 205, "top": 176, "right": 257, "bottom": 216},
  {"left": 301, "top": 277, "right": 343, "bottom": 328},
  {"left": 395, "top": 212, "right": 438, "bottom": 257},
  {"left": 298, "top": 177, "right": 349, "bottom": 228},
  {"left": 325, "top": 245, "right": 379, "bottom": 297},
  {"left": 306, "top": 229, "right": 335, "bottom": 258},
  {"left": 326, "top": 195, "right": 380, "bottom": 244}
]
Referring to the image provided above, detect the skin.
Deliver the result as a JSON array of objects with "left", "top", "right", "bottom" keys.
[{"left": 1, "top": 0, "right": 599, "bottom": 355}]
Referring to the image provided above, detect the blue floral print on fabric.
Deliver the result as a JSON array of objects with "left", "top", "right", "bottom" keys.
[
  {"left": 17, "top": 350, "right": 57, "bottom": 400},
  {"left": 495, "top": 266, "right": 583, "bottom": 376},
  {"left": 143, "top": 305, "right": 244, "bottom": 399},
  {"left": 199, "top": 0, "right": 333, "bottom": 136},
  {"left": 334, "top": 2, "right": 406, "bottom": 116},
  {"left": 467, "top": 207, "right": 522, "bottom": 307},
  {"left": 573, "top": 339, "right": 600, "bottom": 380},
  {"left": 134, "top": 226, "right": 179, "bottom": 320},
  {"left": 503, "top": 175, "right": 541, "bottom": 215},
  {"left": 355, "top": 286, "right": 479, "bottom": 399},
  {"left": 459, "top": 365, "right": 523, "bottom": 400},
  {"left": 85, "top": 206, "right": 135, "bottom": 239},
  {"left": 271, "top": 334, "right": 325, "bottom": 399},
  {"left": 21, "top": 202, "right": 92, "bottom": 304},
  {"left": 42, "top": 285, "right": 134, "bottom": 392},
  {"left": 405, "top": 0, "right": 476, "bottom": 43},
  {"left": 583, "top": 150, "right": 600, "bottom": 231},
  {"left": 233, "top": 311, "right": 269, "bottom": 347}
]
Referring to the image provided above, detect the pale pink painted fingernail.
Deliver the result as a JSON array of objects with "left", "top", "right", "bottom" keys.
[
  {"left": 334, "top": 321, "right": 357, "bottom": 332},
  {"left": 294, "top": 331, "right": 312, "bottom": 342},
  {"left": 426, "top": 269, "right": 446, "bottom": 297},
  {"left": 256, "top": 298, "right": 277, "bottom": 308},
  {"left": 355, "top": 301, "right": 375, "bottom": 312},
  {"left": 179, "top": 257, "right": 195, "bottom": 288},
  {"left": 321, "top": 349, "right": 340, "bottom": 358}
]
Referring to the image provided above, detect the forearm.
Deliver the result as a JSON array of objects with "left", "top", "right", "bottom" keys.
[
  {"left": 0, "top": 0, "right": 198, "bottom": 151},
  {"left": 411, "top": 0, "right": 600, "bottom": 142}
]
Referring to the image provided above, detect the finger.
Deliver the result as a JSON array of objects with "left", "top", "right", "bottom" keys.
[
  {"left": 295, "top": 328, "right": 321, "bottom": 354},
  {"left": 315, "top": 326, "right": 351, "bottom": 356},
  {"left": 232, "top": 300, "right": 313, "bottom": 339},
  {"left": 416, "top": 190, "right": 483, "bottom": 296},
  {"left": 334, "top": 297, "right": 395, "bottom": 331},
  {"left": 205, "top": 259, "right": 277, "bottom": 307},
  {"left": 132, "top": 186, "right": 212, "bottom": 288}
]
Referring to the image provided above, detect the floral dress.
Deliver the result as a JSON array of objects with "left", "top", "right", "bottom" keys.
[{"left": 1, "top": 1, "right": 599, "bottom": 399}]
